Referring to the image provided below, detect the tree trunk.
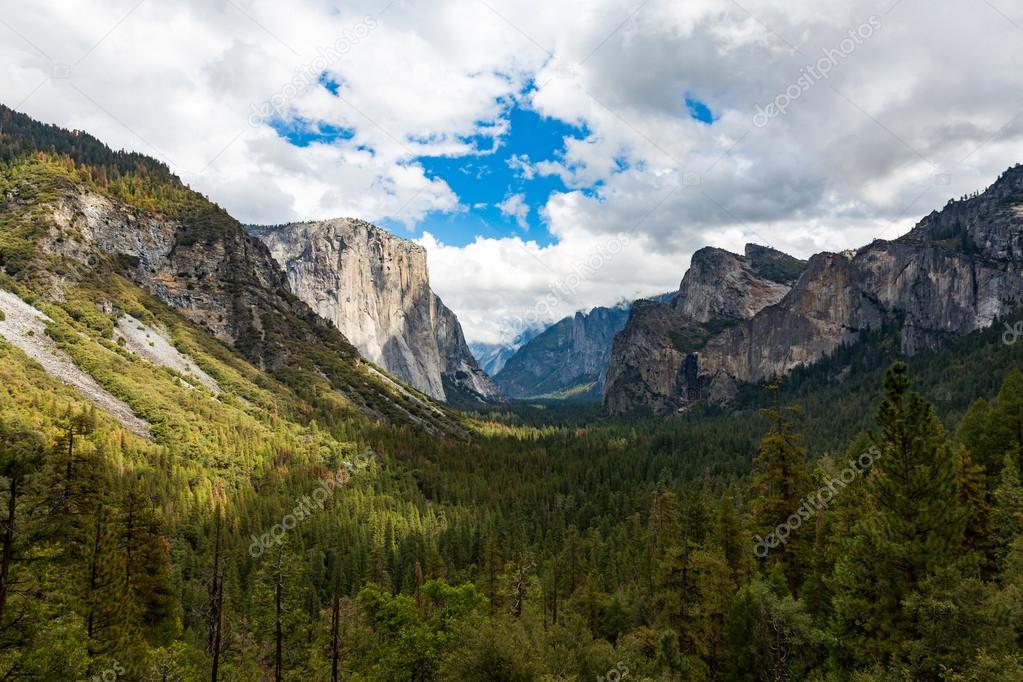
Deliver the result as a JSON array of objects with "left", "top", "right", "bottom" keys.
[
  {"left": 552, "top": 562, "right": 558, "bottom": 625},
  {"left": 210, "top": 510, "right": 224, "bottom": 682},
  {"left": 0, "top": 477, "right": 18, "bottom": 625},
  {"left": 274, "top": 568, "right": 283, "bottom": 682},
  {"left": 86, "top": 511, "right": 104, "bottom": 639},
  {"left": 330, "top": 570, "right": 342, "bottom": 682},
  {"left": 63, "top": 429, "right": 74, "bottom": 512}
]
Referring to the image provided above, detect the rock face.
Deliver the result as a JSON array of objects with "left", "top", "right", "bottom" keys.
[
  {"left": 249, "top": 219, "right": 499, "bottom": 402},
  {"left": 35, "top": 187, "right": 330, "bottom": 371},
  {"left": 495, "top": 304, "right": 632, "bottom": 399},
  {"left": 1, "top": 123, "right": 459, "bottom": 431},
  {"left": 605, "top": 245, "right": 805, "bottom": 413},
  {"left": 605, "top": 164, "right": 1023, "bottom": 414}
]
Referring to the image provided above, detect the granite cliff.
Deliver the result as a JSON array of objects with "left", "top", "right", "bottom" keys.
[
  {"left": 0, "top": 103, "right": 463, "bottom": 432},
  {"left": 605, "top": 165, "right": 1023, "bottom": 414},
  {"left": 249, "top": 219, "right": 499, "bottom": 403},
  {"left": 605, "top": 245, "right": 805, "bottom": 413}
]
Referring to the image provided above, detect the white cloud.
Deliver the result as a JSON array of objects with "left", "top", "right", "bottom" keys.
[
  {"left": 2, "top": 0, "right": 1023, "bottom": 343},
  {"left": 497, "top": 192, "right": 530, "bottom": 230},
  {"left": 506, "top": 153, "right": 536, "bottom": 179}
]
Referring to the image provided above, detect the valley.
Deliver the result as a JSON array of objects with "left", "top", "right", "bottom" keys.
[{"left": 0, "top": 102, "right": 1022, "bottom": 682}]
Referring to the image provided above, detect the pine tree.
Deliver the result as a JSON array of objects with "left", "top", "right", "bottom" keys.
[
  {"left": 689, "top": 548, "right": 734, "bottom": 673},
  {"left": 751, "top": 405, "right": 811, "bottom": 597},
  {"left": 988, "top": 369, "right": 1023, "bottom": 471},
  {"left": 957, "top": 397, "right": 996, "bottom": 473},
  {"left": 957, "top": 445, "right": 995, "bottom": 573},
  {"left": 832, "top": 363, "right": 968, "bottom": 667},
  {"left": 208, "top": 507, "right": 226, "bottom": 682},
  {"left": 992, "top": 454, "right": 1023, "bottom": 569},
  {"left": 329, "top": 565, "right": 343, "bottom": 682},
  {"left": 251, "top": 544, "right": 312, "bottom": 679},
  {"left": 0, "top": 418, "right": 44, "bottom": 628},
  {"left": 712, "top": 493, "right": 747, "bottom": 585},
  {"left": 59, "top": 407, "right": 97, "bottom": 515},
  {"left": 481, "top": 534, "right": 502, "bottom": 614}
]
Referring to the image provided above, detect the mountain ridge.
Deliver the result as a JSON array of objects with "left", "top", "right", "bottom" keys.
[
  {"left": 493, "top": 303, "right": 631, "bottom": 399},
  {"left": 605, "top": 164, "right": 1023, "bottom": 414},
  {"left": 0, "top": 103, "right": 464, "bottom": 434}
]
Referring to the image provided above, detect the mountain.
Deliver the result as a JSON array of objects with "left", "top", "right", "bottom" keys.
[
  {"left": 248, "top": 219, "right": 499, "bottom": 403},
  {"left": 5, "top": 105, "right": 1023, "bottom": 682},
  {"left": 605, "top": 166, "right": 1023, "bottom": 414},
  {"left": 468, "top": 341, "right": 514, "bottom": 376},
  {"left": 469, "top": 325, "right": 543, "bottom": 377},
  {"left": 493, "top": 303, "right": 632, "bottom": 399},
  {"left": 0, "top": 103, "right": 461, "bottom": 434}
]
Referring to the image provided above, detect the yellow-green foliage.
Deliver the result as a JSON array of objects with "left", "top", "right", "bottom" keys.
[{"left": 8, "top": 274, "right": 369, "bottom": 507}]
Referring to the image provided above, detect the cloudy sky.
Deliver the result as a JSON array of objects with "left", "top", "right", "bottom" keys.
[{"left": 3, "top": 0, "right": 1023, "bottom": 344}]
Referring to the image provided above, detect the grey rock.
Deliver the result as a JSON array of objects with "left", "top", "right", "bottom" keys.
[
  {"left": 605, "top": 164, "right": 1023, "bottom": 414},
  {"left": 605, "top": 245, "right": 803, "bottom": 413},
  {"left": 495, "top": 304, "right": 631, "bottom": 399},
  {"left": 249, "top": 218, "right": 499, "bottom": 402}
]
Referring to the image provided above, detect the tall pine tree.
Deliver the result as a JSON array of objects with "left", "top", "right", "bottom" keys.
[{"left": 832, "top": 363, "right": 969, "bottom": 668}]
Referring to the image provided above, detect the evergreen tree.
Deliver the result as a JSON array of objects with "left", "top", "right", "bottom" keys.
[
  {"left": 689, "top": 548, "right": 734, "bottom": 673},
  {"left": 992, "top": 454, "right": 1023, "bottom": 569},
  {"left": 957, "top": 445, "right": 995, "bottom": 573},
  {"left": 250, "top": 540, "right": 314, "bottom": 679},
  {"left": 0, "top": 418, "right": 44, "bottom": 635},
  {"left": 751, "top": 405, "right": 811, "bottom": 597},
  {"left": 832, "top": 363, "right": 969, "bottom": 668},
  {"left": 957, "top": 397, "right": 996, "bottom": 472},
  {"left": 988, "top": 368, "right": 1023, "bottom": 472},
  {"left": 712, "top": 493, "right": 748, "bottom": 586}
]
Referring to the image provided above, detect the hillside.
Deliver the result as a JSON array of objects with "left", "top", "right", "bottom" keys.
[
  {"left": 0, "top": 104, "right": 461, "bottom": 434},
  {"left": 1, "top": 105, "right": 1022, "bottom": 681}
]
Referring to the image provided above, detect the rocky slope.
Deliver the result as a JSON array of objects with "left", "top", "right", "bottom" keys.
[
  {"left": 248, "top": 219, "right": 499, "bottom": 403},
  {"left": 493, "top": 303, "right": 631, "bottom": 399},
  {"left": 605, "top": 245, "right": 805, "bottom": 413},
  {"left": 605, "top": 165, "right": 1023, "bottom": 414},
  {"left": 0, "top": 104, "right": 463, "bottom": 433}
]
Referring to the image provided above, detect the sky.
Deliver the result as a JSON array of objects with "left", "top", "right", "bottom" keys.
[{"left": 2, "top": 0, "right": 1023, "bottom": 344}]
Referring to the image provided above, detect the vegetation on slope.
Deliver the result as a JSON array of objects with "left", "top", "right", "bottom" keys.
[{"left": 0, "top": 105, "right": 1021, "bottom": 680}]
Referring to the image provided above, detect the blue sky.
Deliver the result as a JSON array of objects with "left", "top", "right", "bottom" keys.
[
  {"left": 402, "top": 103, "right": 589, "bottom": 247},
  {"left": 269, "top": 75, "right": 716, "bottom": 248},
  {"left": 9, "top": 0, "right": 1016, "bottom": 343}
]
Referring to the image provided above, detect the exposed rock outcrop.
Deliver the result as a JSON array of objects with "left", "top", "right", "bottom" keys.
[
  {"left": 494, "top": 304, "right": 631, "bottom": 399},
  {"left": 605, "top": 164, "right": 1023, "bottom": 414},
  {"left": 3, "top": 164, "right": 457, "bottom": 432},
  {"left": 605, "top": 245, "right": 804, "bottom": 413},
  {"left": 35, "top": 188, "right": 331, "bottom": 371},
  {"left": 0, "top": 289, "right": 152, "bottom": 437},
  {"left": 249, "top": 219, "right": 499, "bottom": 403}
]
